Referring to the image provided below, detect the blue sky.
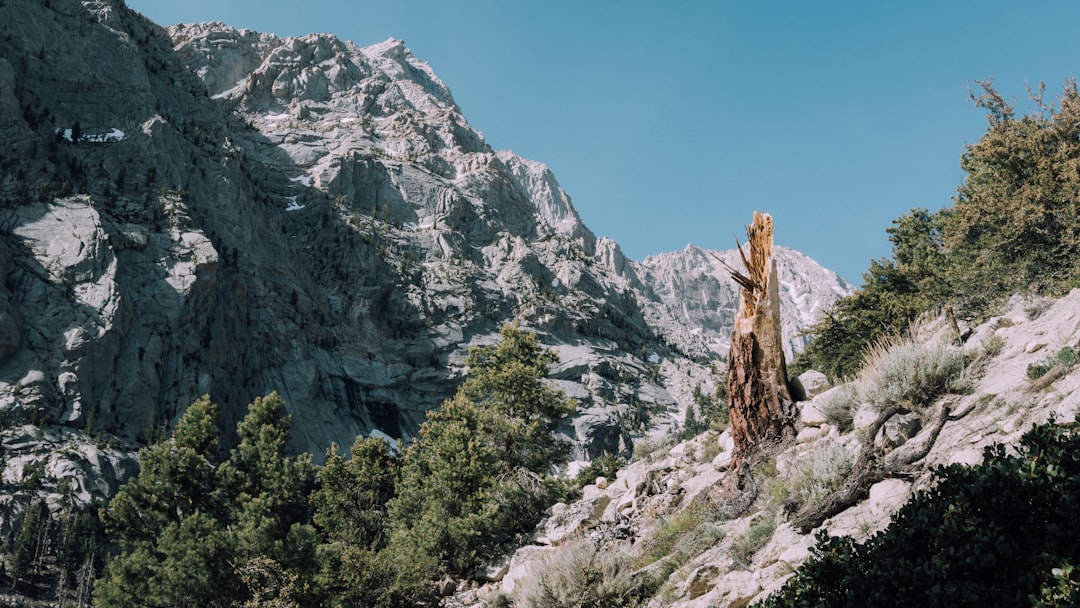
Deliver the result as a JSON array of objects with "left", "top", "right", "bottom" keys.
[{"left": 127, "top": 0, "right": 1080, "bottom": 284}]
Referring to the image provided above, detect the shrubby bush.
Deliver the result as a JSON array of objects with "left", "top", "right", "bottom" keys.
[
  {"left": 574, "top": 454, "right": 625, "bottom": 489},
  {"left": 781, "top": 441, "right": 854, "bottom": 514},
  {"left": 797, "top": 80, "right": 1080, "bottom": 381},
  {"left": 857, "top": 325, "right": 969, "bottom": 411},
  {"left": 758, "top": 417, "right": 1080, "bottom": 607},
  {"left": 519, "top": 540, "right": 658, "bottom": 608},
  {"left": 815, "top": 383, "right": 860, "bottom": 432}
]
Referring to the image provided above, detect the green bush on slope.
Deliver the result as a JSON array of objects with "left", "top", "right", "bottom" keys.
[
  {"left": 797, "top": 80, "right": 1080, "bottom": 381},
  {"left": 757, "top": 417, "right": 1080, "bottom": 608}
]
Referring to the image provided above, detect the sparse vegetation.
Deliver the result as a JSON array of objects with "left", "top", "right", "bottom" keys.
[
  {"left": 780, "top": 441, "right": 854, "bottom": 514},
  {"left": 981, "top": 333, "right": 1006, "bottom": 358},
  {"left": 858, "top": 327, "right": 970, "bottom": 411},
  {"left": 636, "top": 505, "right": 725, "bottom": 573},
  {"left": 816, "top": 383, "right": 860, "bottom": 432},
  {"left": 729, "top": 514, "right": 777, "bottom": 570},
  {"left": 632, "top": 435, "right": 674, "bottom": 462},
  {"left": 1027, "top": 345, "right": 1079, "bottom": 381},
  {"left": 518, "top": 540, "right": 658, "bottom": 608}
]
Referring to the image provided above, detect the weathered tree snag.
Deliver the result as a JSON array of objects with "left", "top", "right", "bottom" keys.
[{"left": 721, "top": 212, "right": 797, "bottom": 467}]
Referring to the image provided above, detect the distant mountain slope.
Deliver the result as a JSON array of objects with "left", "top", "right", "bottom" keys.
[{"left": 635, "top": 244, "right": 853, "bottom": 360}]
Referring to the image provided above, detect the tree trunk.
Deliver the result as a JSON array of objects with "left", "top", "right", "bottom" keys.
[{"left": 723, "top": 213, "right": 797, "bottom": 466}]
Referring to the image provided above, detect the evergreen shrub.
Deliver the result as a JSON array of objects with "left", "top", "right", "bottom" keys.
[{"left": 758, "top": 417, "right": 1080, "bottom": 607}]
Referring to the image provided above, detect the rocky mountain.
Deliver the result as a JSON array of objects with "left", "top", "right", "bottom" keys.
[
  {"left": 634, "top": 245, "right": 853, "bottom": 360},
  {"left": 0, "top": 0, "right": 848, "bottom": 537}
]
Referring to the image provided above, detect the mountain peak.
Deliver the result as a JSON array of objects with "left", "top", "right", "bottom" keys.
[
  {"left": 0, "top": 0, "right": 853, "bottom": 560},
  {"left": 635, "top": 245, "right": 852, "bottom": 359}
]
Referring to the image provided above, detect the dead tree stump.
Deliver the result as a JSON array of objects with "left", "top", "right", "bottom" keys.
[{"left": 721, "top": 212, "right": 797, "bottom": 467}]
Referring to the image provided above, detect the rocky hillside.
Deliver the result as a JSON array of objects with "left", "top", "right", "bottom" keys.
[
  {"left": 461, "top": 291, "right": 1080, "bottom": 607},
  {"left": 0, "top": 0, "right": 848, "bottom": 540}
]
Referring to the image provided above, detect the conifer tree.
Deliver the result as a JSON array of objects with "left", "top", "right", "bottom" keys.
[
  {"left": 95, "top": 393, "right": 318, "bottom": 607},
  {"left": 388, "top": 324, "right": 575, "bottom": 576},
  {"left": 95, "top": 396, "right": 234, "bottom": 607}
]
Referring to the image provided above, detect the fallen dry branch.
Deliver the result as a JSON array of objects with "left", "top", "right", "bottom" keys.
[{"left": 790, "top": 402, "right": 970, "bottom": 534}]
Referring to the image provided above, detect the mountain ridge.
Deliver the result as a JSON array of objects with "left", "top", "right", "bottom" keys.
[{"left": 0, "top": 0, "right": 849, "bottom": 546}]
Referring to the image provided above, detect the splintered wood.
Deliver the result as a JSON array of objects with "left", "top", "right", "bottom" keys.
[{"left": 724, "top": 212, "right": 796, "bottom": 467}]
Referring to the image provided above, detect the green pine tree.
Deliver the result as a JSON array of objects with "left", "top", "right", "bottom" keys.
[
  {"left": 387, "top": 324, "right": 575, "bottom": 576},
  {"left": 95, "top": 396, "right": 235, "bottom": 607},
  {"left": 96, "top": 393, "right": 319, "bottom": 607}
]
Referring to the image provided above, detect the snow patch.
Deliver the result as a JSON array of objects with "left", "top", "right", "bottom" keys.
[
  {"left": 56, "top": 128, "right": 125, "bottom": 143},
  {"left": 289, "top": 175, "right": 313, "bottom": 187},
  {"left": 211, "top": 79, "right": 246, "bottom": 100},
  {"left": 285, "top": 197, "right": 304, "bottom": 212},
  {"left": 265, "top": 113, "right": 291, "bottom": 122}
]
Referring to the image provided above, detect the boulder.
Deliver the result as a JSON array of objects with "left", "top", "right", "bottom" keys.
[
  {"left": 791, "top": 370, "right": 830, "bottom": 401},
  {"left": 878, "top": 411, "right": 922, "bottom": 449},
  {"left": 867, "top": 478, "right": 912, "bottom": 518},
  {"left": 545, "top": 495, "right": 610, "bottom": 545},
  {"left": 480, "top": 554, "right": 511, "bottom": 582},
  {"left": 501, "top": 545, "right": 556, "bottom": 594},
  {"left": 712, "top": 430, "right": 736, "bottom": 471},
  {"left": 800, "top": 399, "right": 829, "bottom": 427}
]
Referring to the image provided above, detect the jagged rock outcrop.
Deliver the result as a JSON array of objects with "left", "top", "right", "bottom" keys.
[
  {"left": 635, "top": 244, "right": 853, "bottom": 360},
  {"left": 0, "top": 0, "right": 849, "bottom": 543}
]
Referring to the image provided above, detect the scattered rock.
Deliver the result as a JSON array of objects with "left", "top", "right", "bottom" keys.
[
  {"left": 796, "top": 425, "right": 825, "bottom": 443},
  {"left": 1026, "top": 340, "right": 1048, "bottom": 353},
  {"left": 681, "top": 564, "right": 721, "bottom": 600},
  {"left": 702, "top": 570, "right": 762, "bottom": 608},
  {"left": 800, "top": 398, "right": 829, "bottom": 427},
  {"left": 545, "top": 495, "right": 611, "bottom": 545},
  {"left": 792, "top": 370, "right": 830, "bottom": 401}
]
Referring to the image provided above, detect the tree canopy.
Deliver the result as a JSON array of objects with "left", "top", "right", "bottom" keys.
[
  {"left": 796, "top": 80, "right": 1080, "bottom": 380},
  {"left": 388, "top": 323, "right": 575, "bottom": 575},
  {"left": 91, "top": 325, "right": 575, "bottom": 605}
]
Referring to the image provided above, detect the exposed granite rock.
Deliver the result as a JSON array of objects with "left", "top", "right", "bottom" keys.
[{"left": 0, "top": 0, "right": 851, "bottom": 549}]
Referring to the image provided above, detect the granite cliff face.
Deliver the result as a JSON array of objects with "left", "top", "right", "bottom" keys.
[{"left": 0, "top": 0, "right": 849, "bottom": 535}]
